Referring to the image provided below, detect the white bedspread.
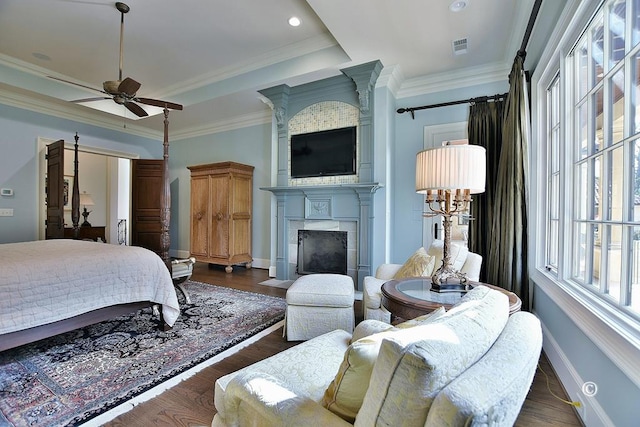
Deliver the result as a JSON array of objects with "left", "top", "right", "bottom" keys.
[{"left": 0, "top": 239, "right": 180, "bottom": 335}]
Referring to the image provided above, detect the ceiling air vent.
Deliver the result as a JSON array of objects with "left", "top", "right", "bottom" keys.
[{"left": 452, "top": 38, "right": 468, "bottom": 55}]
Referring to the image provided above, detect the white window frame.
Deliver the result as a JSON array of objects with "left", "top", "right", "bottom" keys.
[{"left": 531, "top": 0, "right": 640, "bottom": 388}]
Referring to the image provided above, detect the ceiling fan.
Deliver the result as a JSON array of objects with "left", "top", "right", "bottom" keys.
[{"left": 49, "top": 2, "right": 182, "bottom": 117}]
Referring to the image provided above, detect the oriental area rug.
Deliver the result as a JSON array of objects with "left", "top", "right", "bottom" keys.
[{"left": 0, "top": 281, "right": 286, "bottom": 427}]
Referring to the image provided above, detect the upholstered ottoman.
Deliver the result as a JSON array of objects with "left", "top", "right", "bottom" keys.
[{"left": 285, "top": 274, "right": 355, "bottom": 341}]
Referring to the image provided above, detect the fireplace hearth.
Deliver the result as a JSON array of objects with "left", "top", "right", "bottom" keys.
[{"left": 297, "top": 230, "right": 347, "bottom": 275}]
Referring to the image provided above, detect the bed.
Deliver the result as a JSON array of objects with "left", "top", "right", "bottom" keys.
[
  {"left": 0, "top": 108, "right": 182, "bottom": 352},
  {"left": 0, "top": 240, "right": 179, "bottom": 351}
]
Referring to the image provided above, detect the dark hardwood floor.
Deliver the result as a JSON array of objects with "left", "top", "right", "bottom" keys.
[{"left": 104, "top": 263, "right": 583, "bottom": 426}]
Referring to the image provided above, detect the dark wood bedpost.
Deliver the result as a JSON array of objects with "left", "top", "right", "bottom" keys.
[
  {"left": 71, "top": 132, "right": 81, "bottom": 238},
  {"left": 160, "top": 108, "right": 171, "bottom": 270}
]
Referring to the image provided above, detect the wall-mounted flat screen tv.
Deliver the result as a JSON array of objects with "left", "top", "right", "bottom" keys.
[{"left": 290, "top": 126, "right": 357, "bottom": 178}]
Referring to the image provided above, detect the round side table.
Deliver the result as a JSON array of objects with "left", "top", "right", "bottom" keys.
[{"left": 381, "top": 277, "right": 521, "bottom": 321}]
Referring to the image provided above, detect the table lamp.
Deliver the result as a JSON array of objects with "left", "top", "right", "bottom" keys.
[
  {"left": 79, "top": 192, "right": 95, "bottom": 227},
  {"left": 415, "top": 144, "right": 486, "bottom": 291}
]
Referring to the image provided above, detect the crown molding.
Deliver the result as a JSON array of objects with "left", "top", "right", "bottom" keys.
[
  {"left": 396, "top": 61, "right": 511, "bottom": 99},
  {"left": 376, "top": 64, "right": 404, "bottom": 98},
  {"left": 171, "top": 110, "right": 272, "bottom": 141},
  {"left": 160, "top": 33, "right": 340, "bottom": 98},
  {"left": 0, "top": 88, "right": 162, "bottom": 140},
  {"left": 506, "top": 0, "right": 536, "bottom": 61}
]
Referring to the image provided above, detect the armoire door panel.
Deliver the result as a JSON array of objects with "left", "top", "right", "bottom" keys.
[
  {"left": 190, "top": 175, "right": 210, "bottom": 257},
  {"left": 209, "top": 175, "right": 230, "bottom": 257},
  {"left": 231, "top": 175, "right": 252, "bottom": 214}
]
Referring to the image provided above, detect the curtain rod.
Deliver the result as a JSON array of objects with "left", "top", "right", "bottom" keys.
[
  {"left": 518, "top": 0, "right": 543, "bottom": 59},
  {"left": 397, "top": 93, "right": 508, "bottom": 119}
]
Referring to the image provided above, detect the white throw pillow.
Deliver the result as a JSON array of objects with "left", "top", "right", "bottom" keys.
[
  {"left": 322, "top": 307, "right": 447, "bottom": 422},
  {"left": 354, "top": 286, "right": 509, "bottom": 427},
  {"left": 427, "top": 240, "right": 469, "bottom": 272}
]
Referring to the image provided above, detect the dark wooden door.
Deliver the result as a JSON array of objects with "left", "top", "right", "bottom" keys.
[
  {"left": 46, "top": 140, "right": 65, "bottom": 239},
  {"left": 131, "top": 159, "right": 164, "bottom": 257}
]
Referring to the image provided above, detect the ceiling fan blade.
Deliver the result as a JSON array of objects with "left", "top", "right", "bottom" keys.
[
  {"left": 72, "top": 97, "right": 111, "bottom": 103},
  {"left": 118, "top": 77, "right": 141, "bottom": 96},
  {"left": 48, "top": 76, "right": 107, "bottom": 94},
  {"left": 136, "top": 97, "right": 184, "bottom": 111},
  {"left": 124, "top": 101, "right": 149, "bottom": 117}
]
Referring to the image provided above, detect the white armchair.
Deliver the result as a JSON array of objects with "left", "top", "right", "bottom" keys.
[
  {"left": 212, "top": 287, "right": 542, "bottom": 427},
  {"left": 363, "top": 241, "right": 482, "bottom": 323}
]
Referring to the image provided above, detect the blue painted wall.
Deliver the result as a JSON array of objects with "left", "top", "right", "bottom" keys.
[
  {"left": 390, "top": 80, "right": 508, "bottom": 263},
  {"left": 167, "top": 124, "right": 273, "bottom": 265},
  {"left": 0, "top": 103, "right": 160, "bottom": 243}
]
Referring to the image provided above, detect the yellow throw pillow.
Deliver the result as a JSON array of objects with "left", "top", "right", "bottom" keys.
[
  {"left": 393, "top": 247, "right": 436, "bottom": 279},
  {"left": 322, "top": 329, "right": 398, "bottom": 422},
  {"left": 322, "top": 307, "right": 447, "bottom": 422}
]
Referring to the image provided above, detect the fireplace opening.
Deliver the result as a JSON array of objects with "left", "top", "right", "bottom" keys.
[{"left": 297, "top": 230, "right": 348, "bottom": 275}]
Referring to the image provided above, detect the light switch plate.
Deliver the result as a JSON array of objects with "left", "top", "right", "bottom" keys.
[{"left": 0, "top": 208, "right": 14, "bottom": 217}]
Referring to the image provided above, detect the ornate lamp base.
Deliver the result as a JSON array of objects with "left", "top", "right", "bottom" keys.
[
  {"left": 81, "top": 208, "right": 92, "bottom": 227},
  {"left": 431, "top": 265, "right": 470, "bottom": 293}
]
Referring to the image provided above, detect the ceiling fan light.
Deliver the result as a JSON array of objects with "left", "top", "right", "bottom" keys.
[{"left": 103, "top": 80, "right": 121, "bottom": 94}]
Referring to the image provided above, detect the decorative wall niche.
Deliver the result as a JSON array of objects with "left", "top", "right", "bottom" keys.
[{"left": 288, "top": 101, "right": 360, "bottom": 186}]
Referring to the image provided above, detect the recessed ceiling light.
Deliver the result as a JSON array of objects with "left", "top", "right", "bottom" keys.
[
  {"left": 288, "top": 16, "right": 301, "bottom": 27},
  {"left": 449, "top": 1, "right": 468, "bottom": 12}
]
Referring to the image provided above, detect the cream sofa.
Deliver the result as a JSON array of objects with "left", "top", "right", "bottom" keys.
[
  {"left": 363, "top": 241, "right": 483, "bottom": 323},
  {"left": 211, "top": 286, "right": 542, "bottom": 427}
]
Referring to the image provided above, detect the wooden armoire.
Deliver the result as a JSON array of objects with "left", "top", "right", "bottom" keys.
[{"left": 188, "top": 162, "right": 254, "bottom": 272}]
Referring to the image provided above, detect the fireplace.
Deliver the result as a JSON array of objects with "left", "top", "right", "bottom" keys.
[
  {"left": 297, "top": 230, "right": 348, "bottom": 275},
  {"left": 262, "top": 185, "right": 379, "bottom": 290}
]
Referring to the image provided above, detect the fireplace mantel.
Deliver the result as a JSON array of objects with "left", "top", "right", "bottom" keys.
[
  {"left": 262, "top": 183, "right": 382, "bottom": 195},
  {"left": 262, "top": 183, "right": 381, "bottom": 290}
]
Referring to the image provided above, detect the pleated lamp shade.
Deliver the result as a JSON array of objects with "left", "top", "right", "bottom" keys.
[
  {"left": 415, "top": 145, "right": 486, "bottom": 194},
  {"left": 79, "top": 193, "right": 95, "bottom": 207}
]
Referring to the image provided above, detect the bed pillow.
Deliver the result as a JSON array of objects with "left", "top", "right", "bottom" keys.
[
  {"left": 322, "top": 307, "right": 447, "bottom": 422},
  {"left": 393, "top": 247, "right": 436, "bottom": 279}
]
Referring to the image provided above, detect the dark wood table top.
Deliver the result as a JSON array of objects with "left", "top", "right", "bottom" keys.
[{"left": 381, "top": 277, "right": 522, "bottom": 321}]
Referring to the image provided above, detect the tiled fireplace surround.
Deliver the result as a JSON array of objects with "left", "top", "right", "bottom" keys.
[{"left": 260, "top": 61, "right": 382, "bottom": 290}]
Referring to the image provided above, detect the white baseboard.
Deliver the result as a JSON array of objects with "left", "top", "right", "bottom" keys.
[
  {"left": 250, "top": 258, "right": 269, "bottom": 269},
  {"left": 537, "top": 315, "right": 614, "bottom": 426},
  {"left": 268, "top": 266, "right": 276, "bottom": 277}
]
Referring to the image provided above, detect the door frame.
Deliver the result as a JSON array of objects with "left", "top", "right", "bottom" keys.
[
  {"left": 37, "top": 137, "right": 139, "bottom": 240},
  {"left": 421, "top": 121, "right": 468, "bottom": 248}
]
